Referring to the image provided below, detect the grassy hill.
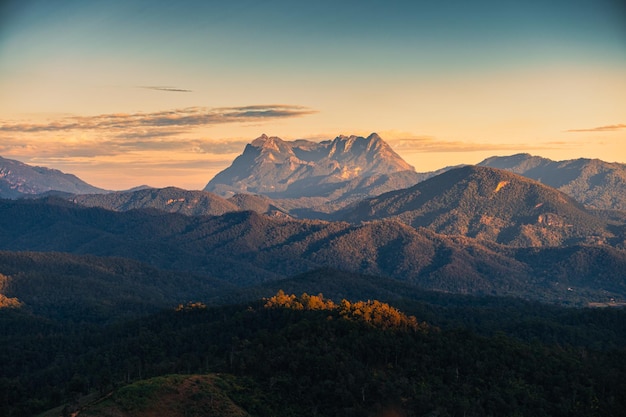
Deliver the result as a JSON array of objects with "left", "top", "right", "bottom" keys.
[{"left": 77, "top": 374, "right": 250, "bottom": 417}]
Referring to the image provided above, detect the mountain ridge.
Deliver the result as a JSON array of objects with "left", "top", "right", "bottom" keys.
[
  {"left": 1, "top": 197, "right": 625, "bottom": 304},
  {"left": 338, "top": 165, "right": 614, "bottom": 247},
  {"left": 0, "top": 155, "right": 106, "bottom": 198},
  {"left": 478, "top": 153, "right": 626, "bottom": 210}
]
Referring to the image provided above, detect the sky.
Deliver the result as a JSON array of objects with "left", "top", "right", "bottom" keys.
[{"left": 0, "top": 0, "right": 625, "bottom": 190}]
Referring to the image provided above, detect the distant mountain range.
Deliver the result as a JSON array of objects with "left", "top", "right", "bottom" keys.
[
  {"left": 204, "top": 135, "right": 626, "bottom": 212},
  {"left": 338, "top": 165, "right": 614, "bottom": 247},
  {"left": 5, "top": 135, "right": 626, "bottom": 214},
  {"left": 70, "top": 186, "right": 289, "bottom": 217},
  {"left": 1, "top": 197, "right": 625, "bottom": 304},
  {"left": 478, "top": 153, "right": 626, "bottom": 210},
  {"left": 0, "top": 155, "right": 106, "bottom": 198},
  {"left": 2, "top": 134, "right": 626, "bottom": 305}
]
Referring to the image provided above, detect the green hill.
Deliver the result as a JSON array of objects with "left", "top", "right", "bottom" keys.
[{"left": 77, "top": 374, "right": 250, "bottom": 417}]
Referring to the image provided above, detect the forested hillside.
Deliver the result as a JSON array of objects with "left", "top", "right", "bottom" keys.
[
  {"left": 1, "top": 198, "right": 625, "bottom": 304},
  {"left": 338, "top": 165, "right": 614, "bottom": 247},
  {"left": 2, "top": 292, "right": 625, "bottom": 417}
]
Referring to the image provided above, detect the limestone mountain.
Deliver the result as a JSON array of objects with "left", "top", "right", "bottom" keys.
[
  {"left": 339, "top": 165, "right": 614, "bottom": 247},
  {"left": 204, "top": 133, "right": 424, "bottom": 211},
  {"left": 478, "top": 153, "right": 626, "bottom": 210},
  {"left": 0, "top": 155, "right": 106, "bottom": 198}
]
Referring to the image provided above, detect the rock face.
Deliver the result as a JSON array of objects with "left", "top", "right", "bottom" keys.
[
  {"left": 204, "top": 133, "right": 417, "bottom": 199},
  {"left": 0, "top": 156, "right": 106, "bottom": 198}
]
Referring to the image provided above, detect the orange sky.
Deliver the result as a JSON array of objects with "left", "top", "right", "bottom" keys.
[{"left": 1, "top": 0, "right": 625, "bottom": 190}]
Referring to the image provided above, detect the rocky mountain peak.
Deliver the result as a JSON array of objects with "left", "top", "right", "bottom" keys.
[
  {"left": 204, "top": 133, "right": 417, "bottom": 198},
  {"left": 251, "top": 134, "right": 288, "bottom": 149},
  {"left": 250, "top": 133, "right": 269, "bottom": 147}
]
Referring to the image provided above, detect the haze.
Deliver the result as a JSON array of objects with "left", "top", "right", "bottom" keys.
[{"left": 0, "top": 0, "right": 624, "bottom": 190}]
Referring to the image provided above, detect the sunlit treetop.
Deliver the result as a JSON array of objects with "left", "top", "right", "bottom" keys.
[{"left": 264, "top": 290, "right": 431, "bottom": 332}]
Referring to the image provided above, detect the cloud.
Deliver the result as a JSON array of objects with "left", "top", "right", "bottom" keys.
[
  {"left": 385, "top": 136, "right": 562, "bottom": 153},
  {"left": 191, "top": 139, "right": 251, "bottom": 154},
  {"left": 0, "top": 133, "right": 250, "bottom": 161},
  {"left": 0, "top": 105, "right": 317, "bottom": 134},
  {"left": 566, "top": 124, "right": 626, "bottom": 133},
  {"left": 140, "top": 86, "right": 193, "bottom": 93}
]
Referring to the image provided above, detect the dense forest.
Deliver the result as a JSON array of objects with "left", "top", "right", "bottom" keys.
[{"left": 1, "top": 291, "right": 626, "bottom": 417}]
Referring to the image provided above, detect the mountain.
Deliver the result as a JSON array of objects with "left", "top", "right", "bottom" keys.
[
  {"left": 226, "top": 193, "right": 290, "bottom": 217},
  {"left": 206, "top": 133, "right": 414, "bottom": 195},
  {"left": 478, "top": 153, "right": 626, "bottom": 210},
  {"left": 204, "top": 133, "right": 427, "bottom": 213},
  {"left": 70, "top": 187, "right": 241, "bottom": 217},
  {"left": 1, "top": 198, "right": 625, "bottom": 304},
  {"left": 0, "top": 250, "right": 233, "bottom": 322},
  {"left": 68, "top": 187, "right": 292, "bottom": 217},
  {"left": 338, "top": 165, "right": 614, "bottom": 247},
  {"left": 0, "top": 155, "right": 106, "bottom": 198}
]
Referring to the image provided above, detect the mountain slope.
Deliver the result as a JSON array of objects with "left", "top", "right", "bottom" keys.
[
  {"left": 478, "top": 153, "right": 626, "bottom": 210},
  {"left": 226, "top": 193, "right": 289, "bottom": 217},
  {"left": 0, "top": 250, "right": 233, "bottom": 322},
  {"left": 70, "top": 187, "right": 241, "bottom": 216},
  {"left": 0, "top": 198, "right": 625, "bottom": 303},
  {"left": 339, "top": 165, "right": 612, "bottom": 247},
  {"left": 0, "top": 155, "right": 106, "bottom": 198}
]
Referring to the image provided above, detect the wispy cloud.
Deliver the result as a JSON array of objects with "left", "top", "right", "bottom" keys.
[
  {"left": 385, "top": 136, "right": 564, "bottom": 153},
  {"left": 0, "top": 105, "right": 317, "bottom": 134},
  {"left": 140, "top": 86, "right": 193, "bottom": 93},
  {"left": 566, "top": 123, "right": 626, "bottom": 133},
  {"left": 0, "top": 135, "right": 250, "bottom": 159}
]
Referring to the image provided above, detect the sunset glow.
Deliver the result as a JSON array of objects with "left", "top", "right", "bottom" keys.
[{"left": 1, "top": 0, "right": 625, "bottom": 190}]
